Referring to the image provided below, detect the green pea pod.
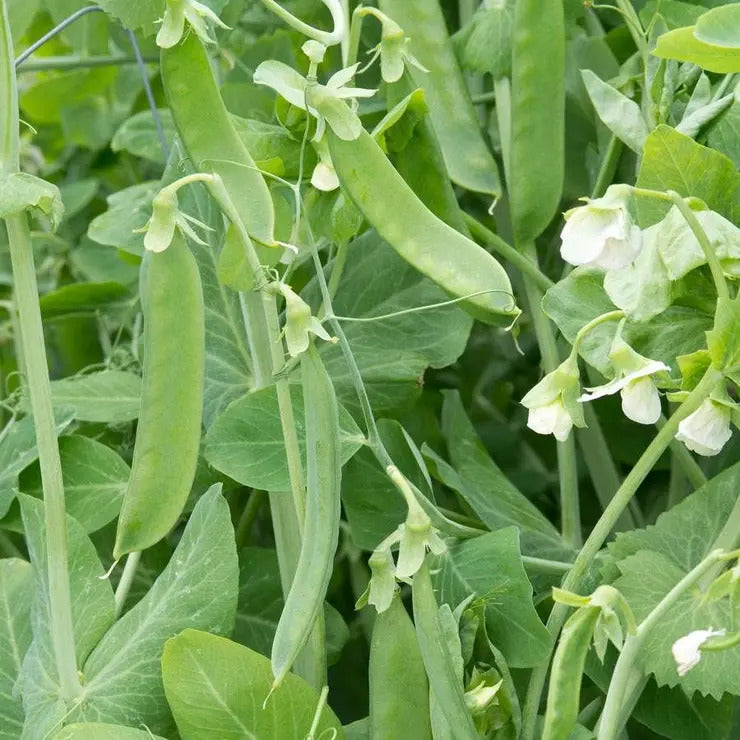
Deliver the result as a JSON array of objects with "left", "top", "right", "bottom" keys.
[
  {"left": 327, "top": 128, "right": 519, "bottom": 327},
  {"left": 160, "top": 33, "right": 276, "bottom": 248},
  {"left": 412, "top": 562, "right": 478, "bottom": 739},
  {"left": 385, "top": 77, "right": 468, "bottom": 233},
  {"left": 542, "top": 606, "right": 600, "bottom": 740},
  {"left": 378, "top": 0, "right": 501, "bottom": 199},
  {"left": 369, "top": 593, "right": 432, "bottom": 740},
  {"left": 114, "top": 233, "right": 205, "bottom": 558},
  {"left": 509, "top": 0, "right": 565, "bottom": 245},
  {"left": 271, "top": 344, "right": 341, "bottom": 687}
]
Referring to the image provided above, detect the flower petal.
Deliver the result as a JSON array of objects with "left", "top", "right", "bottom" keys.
[
  {"left": 156, "top": 0, "right": 186, "bottom": 49},
  {"left": 311, "top": 161, "right": 339, "bottom": 191},
  {"left": 620, "top": 376, "right": 662, "bottom": 425},
  {"left": 253, "top": 60, "right": 308, "bottom": 110},
  {"left": 676, "top": 400, "right": 732, "bottom": 457},
  {"left": 560, "top": 207, "right": 619, "bottom": 266}
]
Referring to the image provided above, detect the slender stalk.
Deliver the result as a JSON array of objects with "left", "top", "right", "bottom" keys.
[
  {"left": 114, "top": 550, "right": 141, "bottom": 619},
  {"left": 493, "top": 77, "right": 512, "bottom": 182},
  {"left": 235, "top": 489, "right": 265, "bottom": 548},
  {"left": 521, "top": 366, "right": 724, "bottom": 739},
  {"left": 668, "top": 191, "right": 730, "bottom": 301},
  {"left": 590, "top": 135, "right": 623, "bottom": 199},
  {"left": 660, "top": 415, "right": 708, "bottom": 491},
  {"left": 521, "top": 242, "right": 581, "bottom": 550},
  {"left": 0, "top": 1, "right": 81, "bottom": 700},
  {"left": 463, "top": 214, "right": 553, "bottom": 293},
  {"left": 521, "top": 556, "right": 573, "bottom": 575},
  {"left": 598, "top": 549, "right": 730, "bottom": 738},
  {"left": 16, "top": 55, "right": 157, "bottom": 71}
]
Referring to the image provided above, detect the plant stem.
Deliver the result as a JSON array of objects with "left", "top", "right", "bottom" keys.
[
  {"left": 590, "top": 135, "right": 623, "bottom": 199},
  {"left": 598, "top": 549, "right": 728, "bottom": 738},
  {"left": 520, "top": 365, "right": 724, "bottom": 740},
  {"left": 667, "top": 191, "right": 730, "bottom": 301},
  {"left": 521, "top": 556, "right": 573, "bottom": 575},
  {"left": 521, "top": 242, "right": 581, "bottom": 551},
  {"left": 114, "top": 550, "right": 140, "bottom": 619},
  {"left": 659, "top": 414, "right": 708, "bottom": 491},
  {"left": 235, "top": 489, "right": 265, "bottom": 548},
  {"left": 463, "top": 214, "right": 553, "bottom": 293},
  {"left": 16, "top": 55, "right": 157, "bottom": 71},
  {"left": 0, "top": 0, "right": 81, "bottom": 701}
]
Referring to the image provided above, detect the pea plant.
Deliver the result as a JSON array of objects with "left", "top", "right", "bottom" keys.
[{"left": 0, "top": 0, "right": 738, "bottom": 737}]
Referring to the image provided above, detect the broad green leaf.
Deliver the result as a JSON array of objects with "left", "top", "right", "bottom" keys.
[
  {"left": 53, "top": 724, "right": 167, "bottom": 740},
  {"left": 694, "top": 5, "right": 740, "bottom": 48},
  {"left": 454, "top": 0, "right": 515, "bottom": 79},
  {"left": 676, "top": 92, "right": 734, "bottom": 139},
  {"left": 635, "top": 125, "right": 739, "bottom": 227},
  {"left": 439, "top": 391, "right": 563, "bottom": 541},
  {"left": 653, "top": 26, "right": 740, "bottom": 73},
  {"left": 542, "top": 268, "right": 620, "bottom": 374},
  {"left": 304, "top": 231, "right": 473, "bottom": 416},
  {"left": 23, "top": 371, "right": 142, "bottom": 424},
  {"left": 433, "top": 528, "right": 552, "bottom": 668},
  {"left": 0, "top": 559, "right": 33, "bottom": 739},
  {"left": 94, "top": 0, "right": 163, "bottom": 33},
  {"left": 639, "top": 0, "right": 706, "bottom": 29},
  {"left": 581, "top": 69, "right": 648, "bottom": 153},
  {"left": 204, "top": 384, "right": 363, "bottom": 491},
  {"left": 707, "top": 99, "right": 740, "bottom": 169},
  {"left": 0, "top": 410, "right": 74, "bottom": 519},
  {"left": 18, "top": 436, "right": 128, "bottom": 534},
  {"left": 0, "top": 173, "right": 64, "bottom": 228},
  {"left": 609, "top": 462, "right": 740, "bottom": 698},
  {"left": 18, "top": 495, "right": 115, "bottom": 738},
  {"left": 87, "top": 181, "right": 156, "bottom": 256},
  {"left": 162, "top": 629, "right": 344, "bottom": 738},
  {"left": 111, "top": 109, "right": 177, "bottom": 164},
  {"left": 235, "top": 548, "right": 348, "bottom": 665},
  {"left": 39, "top": 282, "right": 133, "bottom": 319},
  {"left": 341, "top": 419, "right": 433, "bottom": 551},
  {"left": 62, "top": 485, "right": 238, "bottom": 734},
  {"left": 59, "top": 179, "right": 98, "bottom": 221}
]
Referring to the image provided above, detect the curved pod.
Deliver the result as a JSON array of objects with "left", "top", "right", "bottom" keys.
[{"left": 114, "top": 233, "right": 205, "bottom": 558}]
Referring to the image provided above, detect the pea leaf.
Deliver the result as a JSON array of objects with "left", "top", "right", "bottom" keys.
[
  {"left": 454, "top": 0, "right": 515, "bottom": 79},
  {"left": 303, "top": 231, "right": 473, "bottom": 416},
  {"left": 162, "top": 629, "right": 344, "bottom": 738},
  {"left": 0, "top": 410, "right": 74, "bottom": 519},
  {"left": 53, "top": 724, "right": 168, "bottom": 740},
  {"left": 707, "top": 99, "right": 740, "bottom": 169},
  {"left": 433, "top": 528, "right": 552, "bottom": 668},
  {"left": 38, "top": 282, "right": 132, "bottom": 319},
  {"left": 0, "top": 173, "right": 64, "bottom": 229},
  {"left": 609, "top": 462, "right": 740, "bottom": 698},
  {"left": 18, "top": 494, "right": 116, "bottom": 738},
  {"left": 653, "top": 26, "right": 740, "bottom": 73},
  {"left": 0, "top": 559, "right": 33, "bottom": 739},
  {"left": 63, "top": 484, "right": 238, "bottom": 734},
  {"left": 706, "top": 294, "right": 740, "bottom": 371},
  {"left": 580, "top": 69, "right": 648, "bottom": 153},
  {"left": 204, "top": 384, "right": 363, "bottom": 491},
  {"left": 635, "top": 125, "right": 739, "bottom": 227},
  {"left": 22, "top": 371, "right": 142, "bottom": 424},
  {"left": 694, "top": 5, "right": 740, "bottom": 48},
  {"left": 17, "top": 436, "right": 128, "bottom": 534}
]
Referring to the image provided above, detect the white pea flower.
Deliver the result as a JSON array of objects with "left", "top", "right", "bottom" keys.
[
  {"left": 560, "top": 184, "right": 642, "bottom": 270},
  {"left": 310, "top": 137, "right": 339, "bottom": 192},
  {"left": 521, "top": 356, "right": 585, "bottom": 442},
  {"left": 365, "top": 13, "right": 427, "bottom": 83},
  {"left": 579, "top": 336, "right": 670, "bottom": 425},
  {"left": 672, "top": 628, "right": 725, "bottom": 676},
  {"left": 676, "top": 399, "right": 733, "bottom": 457},
  {"left": 156, "top": 0, "right": 229, "bottom": 49},
  {"left": 395, "top": 499, "right": 446, "bottom": 580},
  {"left": 366, "top": 546, "right": 397, "bottom": 613},
  {"left": 277, "top": 283, "right": 334, "bottom": 358},
  {"left": 254, "top": 61, "right": 376, "bottom": 141}
]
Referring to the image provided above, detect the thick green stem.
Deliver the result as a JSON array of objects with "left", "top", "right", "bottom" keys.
[
  {"left": 521, "top": 242, "right": 581, "bottom": 550},
  {"left": 464, "top": 214, "right": 553, "bottom": 293},
  {"left": 0, "top": 1, "right": 81, "bottom": 701},
  {"left": 521, "top": 365, "right": 724, "bottom": 739},
  {"left": 114, "top": 550, "right": 140, "bottom": 619},
  {"left": 17, "top": 54, "right": 157, "bottom": 71},
  {"left": 598, "top": 550, "right": 729, "bottom": 738}
]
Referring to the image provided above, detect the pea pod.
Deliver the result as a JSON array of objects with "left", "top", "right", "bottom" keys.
[
  {"left": 160, "top": 32, "right": 275, "bottom": 248},
  {"left": 509, "top": 0, "right": 565, "bottom": 245},
  {"left": 542, "top": 606, "right": 600, "bottom": 740},
  {"left": 271, "top": 344, "right": 341, "bottom": 687},
  {"left": 327, "top": 127, "right": 519, "bottom": 327},
  {"left": 378, "top": 0, "right": 501, "bottom": 199},
  {"left": 369, "top": 593, "right": 432, "bottom": 740},
  {"left": 412, "top": 561, "right": 478, "bottom": 739},
  {"left": 114, "top": 233, "right": 205, "bottom": 558}
]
